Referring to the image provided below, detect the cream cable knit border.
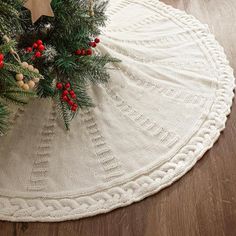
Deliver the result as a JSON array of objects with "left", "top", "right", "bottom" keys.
[{"left": 0, "top": 0, "right": 235, "bottom": 222}]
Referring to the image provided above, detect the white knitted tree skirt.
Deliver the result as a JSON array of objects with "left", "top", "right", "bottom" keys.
[{"left": 0, "top": 0, "right": 235, "bottom": 222}]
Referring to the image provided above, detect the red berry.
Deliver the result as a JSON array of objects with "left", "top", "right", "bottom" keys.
[
  {"left": 81, "top": 49, "right": 86, "bottom": 56},
  {"left": 0, "top": 53, "right": 4, "bottom": 61},
  {"left": 75, "top": 49, "right": 81, "bottom": 55},
  {"left": 71, "top": 106, "right": 77, "bottom": 112},
  {"left": 89, "top": 42, "right": 97, "bottom": 47},
  {"left": 56, "top": 82, "right": 63, "bottom": 90},
  {"left": 0, "top": 61, "right": 4, "bottom": 69},
  {"left": 86, "top": 48, "right": 92, "bottom": 56},
  {"left": 69, "top": 90, "right": 75, "bottom": 95},
  {"left": 38, "top": 45, "right": 45, "bottom": 51},
  {"left": 33, "top": 43, "right": 38, "bottom": 49},
  {"left": 71, "top": 104, "right": 78, "bottom": 111},
  {"left": 65, "top": 83, "right": 71, "bottom": 89},
  {"left": 95, "top": 38, "right": 100, "bottom": 44},
  {"left": 68, "top": 100, "right": 74, "bottom": 106},
  {"left": 35, "top": 51, "right": 41, "bottom": 58},
  {"left": 62, "top": 90, "right": 69, "bottom": 96},
  {"left": 36, "top": 40, "right": 43, "bottom": 45},
  {"left": 72, "top": 103, "right": 78, "bottom": 110},
  {"left": 26, "top": 47, "right": 32, "bottom": 53},
  {"left": 62, "top": 95, "right": 69, "bottom": 101},
  {"left": 71, "top": 94, "right": 76, "bottom": 99}
]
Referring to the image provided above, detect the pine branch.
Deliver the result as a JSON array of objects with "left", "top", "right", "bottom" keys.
[
  {"left": 0, "top": 102, "right": 9, "bottom": 136},
  {"left": 0, "top": 0, "right": 120, "bottom": 133},
  {"left": 0, "top": 89, "right": 35, "bottom": 105},
  {"left": 0, "top": 39, "right": 16, "bottom": 54},
  {"left": 37, "top": 74, "right": 54, "bottom": 98},
  {"left": 0, "top": 70, "right": 18, "bottom": 86},
  {"left": 54, "top": 53, "right": 78, "bottom": 75},
  {"left": 54, "top": 93, "right": 75, "bottom": 130},
  {"left": 0, "top": 0, "right": 22, "bottom": 36},
  {"left": 75, "top": 54, "right": 120, "bottom": 84},
  {"left": 71, "top": 81, "right": 93, "bottom": 108},
  {"left": 4, "top": 63, "right": 44, "bottom": 80}
]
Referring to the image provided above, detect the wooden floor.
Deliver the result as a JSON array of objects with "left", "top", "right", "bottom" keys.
[{"left": 1, "top": 0, "right": 236, "bottom": 235}]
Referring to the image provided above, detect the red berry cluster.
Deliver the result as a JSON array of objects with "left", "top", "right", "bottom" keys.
[
  {"left": 25, "top": 39, "right": 45, "bottom": 59},
  {"left": 74, "top": 38, "right": 100, "bottom": 57},
  {"left": 0, "top": 53, "right": 4, "bottom": 69},
  {"left": 56, "top": 82, "right": 78, "bottom": 112},
  {"left": 89, "top": 37, "right": 100, "bottom": 48},
  {"left": 75, "top": 48, "right": 91, "bottom": 56}
]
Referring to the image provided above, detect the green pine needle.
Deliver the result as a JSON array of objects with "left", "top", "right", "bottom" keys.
[
  {"left": 0, "top": 0, "right": 120, "bottom": 133},
  {"left": 0, "top": 103, "right": 9, "bottom": 136}
]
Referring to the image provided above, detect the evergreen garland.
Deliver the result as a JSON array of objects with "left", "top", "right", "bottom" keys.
[{"left": 0, "top": 0, "right": 119, "bottom": 135}]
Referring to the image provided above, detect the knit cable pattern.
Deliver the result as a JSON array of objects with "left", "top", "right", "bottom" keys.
[{"left": 0, "top": 0, "right": 234, "bottom": 222}]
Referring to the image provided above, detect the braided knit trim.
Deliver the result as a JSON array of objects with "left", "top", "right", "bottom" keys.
[{"left": 0, "top": 0, "right": 235, "bottom": 222}]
